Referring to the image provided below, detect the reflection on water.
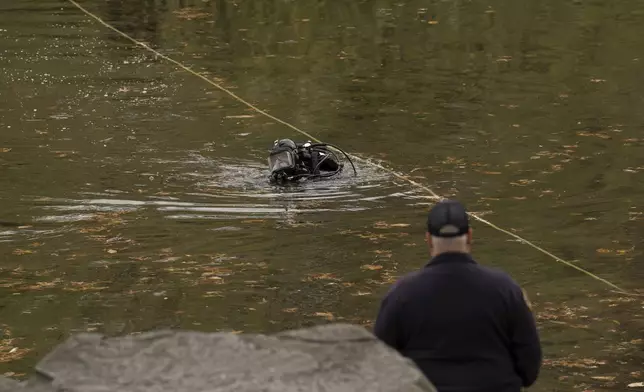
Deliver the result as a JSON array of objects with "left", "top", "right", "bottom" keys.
[
  {"left": 103, "top": 0, "right": 160, "bottom": 46},
  {"left": 1, "top": 0, "right": 644, "bottom": 389}
]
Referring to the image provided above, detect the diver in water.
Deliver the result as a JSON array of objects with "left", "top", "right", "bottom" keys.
[{"left": 267, "top": 139, "right": 357, "bottom": 183}]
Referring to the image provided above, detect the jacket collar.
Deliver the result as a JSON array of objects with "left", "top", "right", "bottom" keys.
[{"left": 425, "top": 252, "right": 476, "bottom": 267}]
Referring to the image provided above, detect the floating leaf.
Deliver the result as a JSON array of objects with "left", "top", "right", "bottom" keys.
[
  {"left": 282, "top": 308, "right": 298, "bottom": 313},
  {"left": 313, "top": 312, "right": 335, "bottom": 321},
  {"left": 63, "top": 281, "right": 109, "bottom": 292},
  {"left": 371, "top": 250, "right": 392, "bottom": 258},
  {"left": 0, "top": 336, "right": 31, "bottom": 363},
  {"left": 591, "top": 376, "right": 616, "bottom": 381},
  {"left": 0, "top": 148, "right": 11, "bottom": 153},
  {"left": 225, "top": 114, "right": 254, "bottom": 119},
  {"left": 201, "top": 292, "right": 223, "bottom": 298},
  {"left": 361, "top": 264, "right": 383, "bottom": 271},
  {"left": 173, "top": 8, "right": 211, "bottom": 20},
  {"left": 12, "top": 249, "right": 33, "bottom": 255},
  {"left": 545, "top": 357, "right": 606, "bottom": 369},
  {"left": 628, "top": 382, "right": 644, "bottom": 388},
  {"left": 357, "top": 232, "right": 386, "bottom": 241},
  {"left": 373, "top": 221, "right": 410, "bottom": 229},
  {"left": 304, "top": 273, "right": 338, "bottom": 281},
  {"left": 577, "top": 131, "right": 611, "bottom": 139},
  {"left": 107, "top": 249, "right": 117, "bottom": 254}
]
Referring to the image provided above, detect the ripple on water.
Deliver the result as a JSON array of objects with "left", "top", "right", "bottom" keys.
[{"left": 26, "top": 153, "right": 426, "bottom": 225}]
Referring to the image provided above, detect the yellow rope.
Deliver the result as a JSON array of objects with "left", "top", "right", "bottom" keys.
[{"left": 67, "top": 0, "right": 629, "bottom": 294}]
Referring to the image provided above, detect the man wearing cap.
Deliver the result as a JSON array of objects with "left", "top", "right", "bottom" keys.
[{"left": 373, "top": 199, "right": 542, "bottom": 392}]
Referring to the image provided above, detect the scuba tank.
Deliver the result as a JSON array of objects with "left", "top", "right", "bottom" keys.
[{"left": 267, "top": 139, "right": 355, "bottom": 183}]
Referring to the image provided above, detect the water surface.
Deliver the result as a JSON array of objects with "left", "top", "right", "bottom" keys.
[{"left": 1, "top": 0, "right": 643, "bottom": 389}]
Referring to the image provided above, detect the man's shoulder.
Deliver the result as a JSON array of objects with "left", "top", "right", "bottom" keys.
[
  {"left": 382, "top": 269, "right": 424, "bottom": 298},
  {"left": 473, "top": 261, "right": 522, "bottom": 289},
  {"left": 472, "top": 261, "right": 530, "bottom": 307}
]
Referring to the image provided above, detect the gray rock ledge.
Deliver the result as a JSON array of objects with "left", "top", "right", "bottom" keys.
[{"left": 1, "top": 323, "right": 436, "bottom": 392}]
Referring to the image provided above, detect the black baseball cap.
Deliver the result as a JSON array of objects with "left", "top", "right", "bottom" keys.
[{"left": 427, "top": 199, "right": 470, "bottom": 237}]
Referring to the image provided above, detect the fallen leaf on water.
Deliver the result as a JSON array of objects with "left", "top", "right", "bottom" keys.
[
  {"left": 373, "top": 221, "right": 410, "bottom": 229},
  {"left": 545, "top": 357, "right": 606, "bottom": 369},
  {"left": 628, "top": 382, "right": 644, "bottom": 388},
  {"left": 313, "top": 312, "right": 335, "bottom": 321},
  {"left": 173, "top": 8, "right": 211, "bottom": 20},
  {"left": 63, "top": 281, "right": 109, "bottom": 292},
  {"left": 357, "top": 232, "right": 386, "bottom": 241},
  {"left": 577, "top": 131, "right": 611, "bottom": 139},
  {"left": 361, "top": 264, "right": 383, "bottom": 271},
  {"left": 0, "top": 148, "right": 11, "bottom": 153},
  {"left": 591, "top": 376, "right": 616, "bottom": 381},
  {"left": 0, "top": 338, "right": 31, "bottom": 363},
  {"left": 372, "top": 250, "right": 392, "bottom": 258},
  {"left": 282, "top": 307, "right": 298, "bottom": 313},
  {"left": 12, "top": 249, "right": 33, "bottom": 255},
  {"left": 304, "top": 273, "right": 339, "bottom": 281},
  {"left": 352, "top": 291, "right": 372, "bottom": 296},
  {"left": 3, "top": 372, "right": 26, "bottom": 378},
  {"left": 107, "top": 249, "right": 117, "bottom": 254},
  {"left": 202, "top": 291, "right": 223, "bottom": 298},
  {"left": 129, "top": 256, "right": 150, "bottom": 262},
  {"left": 596, "top": 248, "right": 612, "bottom": 254},
  {"left": 225, "top": 114, "right": 254, "bottom": 119}
]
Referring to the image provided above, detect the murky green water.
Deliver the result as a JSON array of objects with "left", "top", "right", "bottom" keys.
[{"left": 1, "top": 0, "right": 643, "bottom": 389}]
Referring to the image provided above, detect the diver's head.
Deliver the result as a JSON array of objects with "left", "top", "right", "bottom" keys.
[
  {"left": 268, "top": 138, "right": 300, "bottom": 181},
  {"left": 274, "top": 139, "right": 297, "bottom": 150}
]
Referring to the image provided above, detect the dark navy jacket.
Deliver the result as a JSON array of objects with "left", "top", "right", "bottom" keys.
[{"left": 373, "top": 252, "right": 542, "bottom": 392}]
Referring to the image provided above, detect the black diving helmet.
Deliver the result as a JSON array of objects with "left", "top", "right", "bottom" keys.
[{"left": 268, "top": 139, "right": 299, "bottom": 179}]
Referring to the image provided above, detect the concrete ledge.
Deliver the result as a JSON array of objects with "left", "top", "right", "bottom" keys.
[{"left": 1, "top": 323, "right": 436, "bottom": 392}]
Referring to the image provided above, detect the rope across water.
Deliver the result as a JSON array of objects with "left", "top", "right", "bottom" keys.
[{"left": 68, "top": 0, "right": 629, "bottom": 294}]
